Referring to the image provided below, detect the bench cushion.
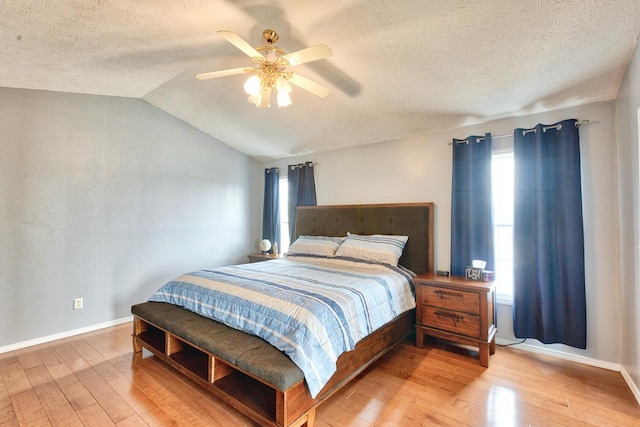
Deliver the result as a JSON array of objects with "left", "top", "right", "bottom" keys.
[{"left": 131, "top": 302, "right": 304, "bottom": 391}]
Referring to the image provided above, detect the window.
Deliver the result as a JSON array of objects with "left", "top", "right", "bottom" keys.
[
  {"left": 279, "top": 178, "right": 290, "bottom": 253},
  {"left": 492, "top": 150, "right": 514, "bottom": 300}
]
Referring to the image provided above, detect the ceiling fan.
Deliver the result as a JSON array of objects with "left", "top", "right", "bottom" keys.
[{"left": 196, "top": 29, "right": 333, "bottom": 108}]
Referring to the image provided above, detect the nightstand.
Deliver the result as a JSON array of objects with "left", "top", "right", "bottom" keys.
[
  {"left": 414, "top": 273, "right": 497, "bottom": 367},
  {"left": 247, "top": 253, "right": 284, "bottom": 263}
]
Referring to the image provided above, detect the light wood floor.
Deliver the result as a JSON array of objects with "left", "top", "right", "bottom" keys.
[{"left": 1, "top": 323, "right": 639, "bottom": 426}]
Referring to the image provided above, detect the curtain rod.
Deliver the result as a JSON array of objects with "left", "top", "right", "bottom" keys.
[
  {"left": 289, "top": 162, "right": 316, "bottom": 170},
  {"left": 265, "top": 162, "right": 318, "bottom": 173},
  {"left": 450, "top": 120, "right": 589, "bottom": 145}
]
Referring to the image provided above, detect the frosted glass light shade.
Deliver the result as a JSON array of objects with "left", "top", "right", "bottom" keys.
[
  {"left": 277, "top": 91, "right": 292, "bottom": 107},
  {"left": 276, "top": 76, "right": 292, "bottom": 107},
  {"left": 276, "top": 76, "right": 292, "bottom": 93},
  {"left": 244, "top": 75, "right": 261, "bottom": 95}
]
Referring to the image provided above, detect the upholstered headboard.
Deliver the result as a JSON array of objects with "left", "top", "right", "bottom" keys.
[{"left": 295, "top": 203, "right": 434, "bottom": 275}]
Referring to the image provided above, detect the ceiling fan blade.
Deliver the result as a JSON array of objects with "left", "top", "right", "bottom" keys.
[
  {"left": 217, "top": 30, "right": 263, "bottom": 59},
  {"left": 195, "top": 67, "right": 254, "bottom": 80},
  {"left": 281, "top": 44, "right": 332, "bottom": 67},
  {"left": 288, "top": 73, "right": 330, "bottom": 97}
]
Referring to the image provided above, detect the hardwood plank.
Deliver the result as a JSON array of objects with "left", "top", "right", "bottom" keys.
[
  {"left": 73, "top": 359, "right": 137, "bottom": 423},
  {"left": 0, "top": 366, "right": 19, "bottom": 426},
  {"left": 52, "top": 339, "right": 136, "bottom": 423},
  {"left": 35, "top": 344, "right": 80, "bottom": 389},
  {"left": 116, "top": 414, "right": 149, "bottom": 427},
  {"left": 24, "top": 364, "right": 83, "bottom": 427},
  {"left": 9, "top": 390, "right": 51, "bottom": 426},
  {"left": 61, "top": 380, "right": 99, "bottom": 411},
  {"left": 76, "top": 402, "right": 117, "bottom": 426},
  {"left": 65, "top": 335, "right": 105, "bottom": 363},
  {"left": 1, "top": 361, "right": 34, "bottom": 397},
  {"left": 105, "top": 375, "right": 177, "bottom": 427},
  {"left": 1, "top": 359, "right": 52, "bottom": 426},
  {"left": 15, "top": 347, "right": 43, "bottom": 371},
  {"left": 0, "top": 351, "right": 18, "bottom": 368}
]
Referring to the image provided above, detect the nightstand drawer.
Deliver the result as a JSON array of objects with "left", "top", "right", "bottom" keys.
[
  {"left": 422, "top": 306, "right": 480, "bottom": 337},
  {"left": 421, "top": 286, "right": 480, "bottom": 314}
]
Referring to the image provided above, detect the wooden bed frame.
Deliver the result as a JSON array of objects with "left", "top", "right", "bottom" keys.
[{"left": 132, "top": 202, "right": 434, "bottom": 427}]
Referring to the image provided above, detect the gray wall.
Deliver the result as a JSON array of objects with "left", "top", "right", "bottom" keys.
[
  {"left": 0, "top": 87, "right": 261, "bottom": 347},
  {"left": 616, "top": 39, "right": 640, "bottom": 391},
  {"left": 263, "top": 100, "right": 622, "bottom": 366}
]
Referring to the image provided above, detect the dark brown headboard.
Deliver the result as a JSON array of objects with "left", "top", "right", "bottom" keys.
[{"left": 295, "top": 203, "right": 434, "bottom": 275}]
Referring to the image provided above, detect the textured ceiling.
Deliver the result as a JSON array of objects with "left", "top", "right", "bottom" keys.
[{"left": 2, "top": 1, "right": 639, "bottom": 161}]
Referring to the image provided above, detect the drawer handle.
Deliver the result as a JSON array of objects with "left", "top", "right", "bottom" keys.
[
  {"left": 434, "top": 290, "right": 464, "bottom": 299},
  {"left": 434, "top": 311, "right": 464, "bottom": 326}
]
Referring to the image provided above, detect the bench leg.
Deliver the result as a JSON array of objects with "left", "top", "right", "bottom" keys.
[
  {"left": 132, "top": 336, "right": 142, "bottom": 353},
  {"left": 288, "top": 408, "right": 316, "bottom": 427},
  {"left": 306, "top": 408, "right": 316, "bottom": 427}
]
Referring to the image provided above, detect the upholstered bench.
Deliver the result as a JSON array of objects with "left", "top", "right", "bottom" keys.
[{"left": 131, "top": 302, "right": 304, "bottom": 391}]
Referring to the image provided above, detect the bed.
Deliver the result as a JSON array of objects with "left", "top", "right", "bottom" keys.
[{"left": 131, "top": 202, "right": 434, "bottom": 427}]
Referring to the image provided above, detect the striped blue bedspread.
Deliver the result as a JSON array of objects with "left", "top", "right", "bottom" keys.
[{"left": 148, "top": 255, "right": 416, "bottom": 397}]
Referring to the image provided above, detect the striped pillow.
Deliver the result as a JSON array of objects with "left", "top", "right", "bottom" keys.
[
  {"left": 335, "top": 233, "right": 409, "bottom": 265},
  {"left": 287, "top": 236, "right": 345, "bottom": 257}
]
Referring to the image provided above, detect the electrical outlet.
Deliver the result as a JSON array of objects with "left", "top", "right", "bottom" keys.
[{"left": 73, "top": 298, "right": 83, "bottom": 310}]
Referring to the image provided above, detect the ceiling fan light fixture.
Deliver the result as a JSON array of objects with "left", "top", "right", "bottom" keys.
[{"left": 197, "top": 29, "right": 332, "bottom": 109}]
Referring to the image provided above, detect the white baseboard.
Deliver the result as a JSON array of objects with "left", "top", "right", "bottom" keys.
[
  {"left": 495, "top": 338, "right": 621, "bottom": 371},
  {"left": 0, "top": 316, "right": 133, "bottom": 355},
  {"left": 621, "top": 365, "right": 640, "bottom": 406}
]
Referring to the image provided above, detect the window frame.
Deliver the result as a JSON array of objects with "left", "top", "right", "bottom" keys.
[
  {"left": 278, "top": 177, "right": 290, "bottom": 253},
  {"left": 492, "top": 146, "right": 514, "bottom": 304}
]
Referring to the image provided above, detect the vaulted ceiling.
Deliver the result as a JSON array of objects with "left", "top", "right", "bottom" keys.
[{"left": 3, "top": 1, "right": 639, "bottom": 161}]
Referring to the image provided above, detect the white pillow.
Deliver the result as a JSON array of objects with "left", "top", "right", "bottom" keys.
[
  {"left": 335, "top": 233, "right": 408, "bottom": 265},
  {"left": 287, "top": 236, "right": 345, "bottom": 257}
]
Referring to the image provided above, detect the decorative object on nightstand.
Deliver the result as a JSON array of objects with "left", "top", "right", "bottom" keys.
[
  {"left": 414, "top": 273, "right": 497, "bottom": 367},
  {"left": 259, "top": 239, "right": 272, "bottom": 254},
  {"left": 464, "top": 259, "right": 494, "bottom": 282}
]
